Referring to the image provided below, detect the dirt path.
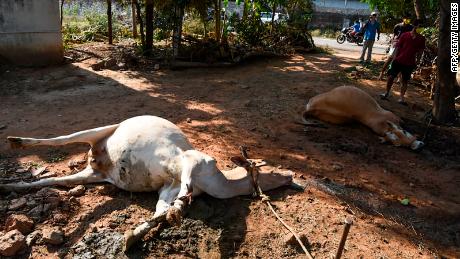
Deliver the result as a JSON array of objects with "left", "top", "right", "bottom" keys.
[{"left": 0, "top": 43, "right": 459, "bottom": 258}]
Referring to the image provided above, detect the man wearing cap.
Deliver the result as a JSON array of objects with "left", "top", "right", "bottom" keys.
[
  {"left": 380, "top": 20, "right": 426, "bottom": 105},
  {"left": 359, "top": 12, "right": 381, "bottom": 63},
  {"left": 378, "top": 16, "right": 414, "bottom": 80}
]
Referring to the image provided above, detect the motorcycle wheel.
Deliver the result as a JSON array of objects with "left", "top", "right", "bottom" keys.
[{"left": 336, "top": 35, "right": 346, "bottom": 44}]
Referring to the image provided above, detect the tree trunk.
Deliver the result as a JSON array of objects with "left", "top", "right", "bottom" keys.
[
  {"left": 243, "top": 0, "right": 248, "bottom": 20},
  {"left": 145, "top": 0, "right": 154, "bottom": 53},
  {"left": 107, "top": 0, "right": 113, "bottom": 44},
  {"left": 433, "top": 0, "right": 457, "bottom": 123},
  {"left": 60, "top": 0, "right": 64, "bottom": 27},
  {"left": 172, "top": 4, "right": 185, "bottom": 58},
  {"left": 214, "top": 0, "right": 222, "bottom": 42},
  {"left": 413, "top": 0, "right": 424, "bottom": 21},
  {"left": 271, "top": 2, "right": 277, "bottom": 33},
  {"left": 131, "top": 0, "right": 138, "bottom": 38},
  {"left": 135, "top": 1, "right": 145, "bottom": 47}
]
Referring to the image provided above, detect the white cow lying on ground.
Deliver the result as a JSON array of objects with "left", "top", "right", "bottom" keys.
[
  {"left": 3, "top": 115, "right": 293, "bottom": 249},
  {"left": 302, "top": 86, "right": 424, "bottom": 150}
]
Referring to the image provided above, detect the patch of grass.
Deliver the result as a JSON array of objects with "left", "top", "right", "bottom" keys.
[
  {"left": 337, "top": 70, "right": 355, "bottom": 83},
  {"left": 310, "top": 28, "right": 340, "bottom": 39},
  {"left": 361, "top": 61, "right": 384, "bottom": 76}
]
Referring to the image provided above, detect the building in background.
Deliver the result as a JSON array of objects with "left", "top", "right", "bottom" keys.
[
  {"left": 309, "top": 0, "right": 372, "bottom": 29},
  {"left": 0, "top": 0, "right": 63, "bottom": 66}
]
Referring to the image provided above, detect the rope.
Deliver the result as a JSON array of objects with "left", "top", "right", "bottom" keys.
[
  {"left": 421, "top": 116, "right": 432, "bottom": 142},
  {"left": 239, "top": 146, "right": 314, "bottom": 259},
  {"left": 256, "top": 185, "right": 314, "bottom": 259}
]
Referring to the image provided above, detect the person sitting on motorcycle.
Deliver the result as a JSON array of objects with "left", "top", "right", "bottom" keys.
[{"left": 351, "top": 20, "right": 361, "bottom": 38}]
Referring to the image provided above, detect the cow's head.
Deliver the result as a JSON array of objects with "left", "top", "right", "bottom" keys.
[{"left": 382, "top": 121, "right": 424, "bottom": 150}]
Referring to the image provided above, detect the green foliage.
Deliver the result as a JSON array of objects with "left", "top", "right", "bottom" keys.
[
  {"left": 153, "top": 4, "right": 176, "bottom": 41},
  {"left": 361, "top": 0, "right": 439, "bottom": 31},
  {"left": 420, "top": 26, "right": 438, "bottom": 48},
  {"left": 234, "top": 14, "right": 268, "bottom": 46},
  {"left": 183, "top": 11, "right": 207, "bottom": 35},
  {"left": 62, "top": 5, "right": 131, "bottom": 44},
  {"left": 284, "top": 0, "right": 312, "bottom": 28},
  {"left": 84, "top": 12, "right": 112, "bottom": 40}
]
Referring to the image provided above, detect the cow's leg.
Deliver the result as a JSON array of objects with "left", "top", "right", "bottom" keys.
[
  {"left": 0, "top": 166, "right": 106, "bottom": 191},
  {"left": 124, "top": 180, "right": 181, "bottom": 251},
  {"left": 7, "top": 124, "right": 119, "bottom": 148}
]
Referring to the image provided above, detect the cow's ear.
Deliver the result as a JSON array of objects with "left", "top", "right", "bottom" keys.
[{"left": 230, "top": 156, "right": 250, "bottom": 167}]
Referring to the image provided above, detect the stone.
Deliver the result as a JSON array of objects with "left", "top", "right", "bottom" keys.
[
  {"left": 70, "top": 230, "right": 126, "bottom": 259},
  {"left": 69, "top": 185, "right": 86, "bottom": 197},
  {"left": 31, "top": 166, "right": 48, "bottom": 177},
  {"left": 0, "top": 230, "right": 26, "bottom": 256},
  {"left": 5, "top": 214, "right": 34, "bottom": 234},
  {"left": 45, "top": 196, "right": 61, "bottom": 209},
  {"left": 53, "top": 213, "right": 68, "bottom": 224},
  {"left": 28, "top": 205, "right": 44, "bottom": 219},
  {"left": 35, "top": 187, "right": 65, "bottom": 198},
  {"left": 26, "top": 199, "right": 37, "bottom": 208},
  {"left": 26, "top": 230, "right": 41, "bottom": 246},
  {"left": 96, "top": 185, "right": 117, "bottom": 195},
  {"left": 42, "top": 228, "right": 64, "bottom": 245},
  {"left": 9, "top": 197, "right": 27, "bottom": 210}
]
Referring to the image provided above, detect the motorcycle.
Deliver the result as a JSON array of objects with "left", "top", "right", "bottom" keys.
[{"left": 336, "top": 27, "right": 363, "bottom": 46}]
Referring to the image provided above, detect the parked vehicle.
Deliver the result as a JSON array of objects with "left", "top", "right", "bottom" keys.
[
  {"left": 336, "top": 27, "right": 363, "bottom": 46},
  {"left": 260, "top": 12, "right": 288, "bottom": 23}
]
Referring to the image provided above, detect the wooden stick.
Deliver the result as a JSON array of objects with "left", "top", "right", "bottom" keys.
[{"left": 335, "top": 217, "right": 353, "bottom": 259}]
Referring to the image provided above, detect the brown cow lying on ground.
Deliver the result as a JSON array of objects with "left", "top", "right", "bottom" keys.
[{"left": 302, "top": 86, "right": 424, "bottom": 150}]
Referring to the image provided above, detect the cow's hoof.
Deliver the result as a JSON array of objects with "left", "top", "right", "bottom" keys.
[
  {"left": 166, "top": 207, "right": 182, "bottom": 227},
  {"left": 7, "top": 137, "right": 24, "bottom": 149}
]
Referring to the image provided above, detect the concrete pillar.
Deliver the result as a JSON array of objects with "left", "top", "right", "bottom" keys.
[{"left": 0, "top": 0, "right": 63, "bottom": 66}]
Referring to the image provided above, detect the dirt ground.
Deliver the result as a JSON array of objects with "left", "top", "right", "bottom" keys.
[{"left": 0, "top": 43, "right": 459, "bottom": 259}]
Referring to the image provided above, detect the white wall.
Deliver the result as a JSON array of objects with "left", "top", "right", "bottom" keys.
[{"left": 0, "top": 0, "right": 63, "bottom": 66}]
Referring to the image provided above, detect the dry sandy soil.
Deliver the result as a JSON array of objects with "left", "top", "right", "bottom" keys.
[{"left": 0, "top": 43, "right": 459, "bottom": 259}]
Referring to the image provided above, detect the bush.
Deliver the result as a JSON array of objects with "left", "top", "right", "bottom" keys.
[
  {"left": 309, "top": 28, "right": 339, "bottom": 38},
  {"left": 62, "top": 2, "right": 131, "bottom": 44},
  {"left": 233, "top": 14, "right": 268, "bottom": 46},
  {"left": 183, "top": 11, "right": 208, "bottom": 36}
]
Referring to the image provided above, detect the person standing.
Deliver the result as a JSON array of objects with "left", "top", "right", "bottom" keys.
[
  {"left": 359, "top": 12, "right": 381, "bottom": 64},
  {"left": 378, "top": 16, "right": 414, "bottom": 80},
  {"left": 380, "top": 20, "right": 426, "bottom": 105}
]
